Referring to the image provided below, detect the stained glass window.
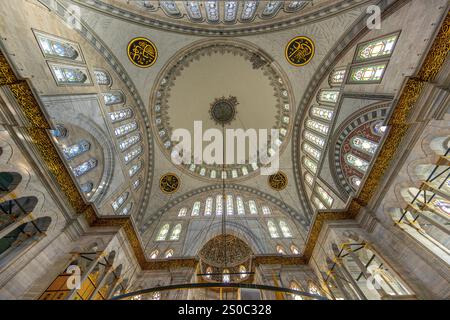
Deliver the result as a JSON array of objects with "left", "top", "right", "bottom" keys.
[
  {"left": 50, "top": 64, "right": 89, "bottom": 85},
  {"left": 120, "top": 203, "right": 132, "bottom": 216},
  {"left": 316, "top": 186, "right": 334, "bottom": 207},
  {"left": 224, "top": 1, "right": 238, "bottom": 22},
  {"left": 235, "top": 196, "right": 245, "bottom": 215},
  {"left": 204, "top": 197, "right": 213, "bottom": 216},
  {"left": 262, "top": 206, "right": 271, "bottom": 215},
  {"left": 129, "top": 161, "right": 142, "bottom": 177},
  {"left": 226, "top": 195, "right": 234, "bottom": 215},
  {"left": 133, "top": 178, "right": 141, "bottom": 190},
  {"left": 290, "top": 281, "right": 303, "bottom": 300},
  {"left": 165, "top": 249, "right": 174, "bottom": 258},
  {"left": 109, "top": 109, "right": 133, "bottom": 123},
  {"left": 124, "top": 145, "right": 142, "bottom": 163},
  {"left": 303, "top": 157, "right": 318, "bottom": 174},
  {"left": 434, "top": 200, "right": 450, "bottom": 214},
  {"left": 287, "top": 1, "right": 308, "bottom": 11},
  {"left": 103, "top": 92, "right": 124, "bottom": 105},
  {"left": 291, "top": 245, "right": 300, "bottom": 255},
  {"left": 303, "top": 143, "right": 321, "bottom": 161},
  {"left": 185, "top": 1, "right": 202, "bottom": 20},
  {"left": 170, "top": 224, "right": 182, "bottom": 241},
  {"left": 216, "top": 195, "right": 223, "bottom": 215},
  {"left": 312, "top": 196, "right": 326, "bottom": 210},
  {"left": 205, "top": 267, "right": 212, "bottom": 279},
  {"left": 191, "top": 201, "right": 201, "bottom": 216},
  {"left": 311, "top": 107, "right": 334, "bottom": 121},
  {"left": 276, "top": 245, "right": 285, "bottom": 254},
  {"left": 279, "top": 220, "right": 292, "bottom": 238},
  {"left": 304, "top": 131, "right": 325, "bottom": 148},
  {"left": 223, "top": 269, "right": 230, "bottom": 283},
  {"left": 241, "top": 1, "right": 257, "bottom": 20},
  {"left": 94, "top": 69, "right": 110, "bottom": 85},
  {"left": 150, "top": 250, "right": 159, "bottom": 259},
  {"left": 309, "top": 282, "right": 321, "bottom": 296},
  {"left": 239, "top": 265, "right": 247, "bottom": 279},
  {"left": 157, "top": 224, "right": 170, "bottom": 241},
  {"left": 305, "top": 173, "right": 314, "bottom": 186},
  {"left": 345, "top": 153, "right": 369, "bottom": 173},
  {"left": 306, "top": 120, "right": 329, "bottom": 135},
  {"left": 330, "top": 69, "right": 346, "bottom": 85},
  {"left": 119, "top": 134, "right": 141, "bottom": 151},
  {"left": 50, "top": 125, "right": 67, "bottom": 138},
  {"left": 351, "top": 136, "right": 379, "bottom": 155},
  {"left": 373, "top": 122, "right": 387, "bottom": 135},
  {"left": 36, "top": 33, "right": 81, "bottom": 61},
  {"left": 115, "top": 121, "right": 138, "bottom": 137},
  {"left": 72, "top": 158, "right": 97, "bottom": 177},
  {"left": 249, "top": 200, "right": 258, "bottom": 215},
  {"left": 178, "top": 208, "right": 187, "bottom": 217},
  {"left": 317, "top": 90, "right": 340, "bottom": 104},
  {"left": 80, "top": 182, "right": 93, "bottom": 193},
  {"left": 63, "top": 140, "right": 90, "bottom": 160},
  {"left": 262, "top": 1, "right": 282, "bottom": 16},
  {"left": 160, "top": 1, "right": 181, "bottom": 15},
  {"left": 351, "top": 176, "right": 362, "bottom": 188},
  {"left": 205, "top": 1, "right": 219, "bottom": 22},
  {"left": 355, "top": 34, "right": 398, "bottom": 62},
  {"left": 349, "top": 63, "right": 387, "bottom": 83},
  {"left": 268, "top": 220, "right": 280, "bottom": 238},
  {"left": 112, "top": 192, "right": 129, "bottom": 211}
]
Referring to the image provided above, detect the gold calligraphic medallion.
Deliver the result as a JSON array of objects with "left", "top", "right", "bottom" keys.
[
  {"left": 268, "top": 171, "right": 288, "bottom": 191},
  {"left": 127, "top": 37, "right": 158, "bottom": 68},
  {"left": 160, "top": 173, "right": 180, "bottom": 194},
  {"left": 285, "top": 36, "right": 315, "bottom": 67}
]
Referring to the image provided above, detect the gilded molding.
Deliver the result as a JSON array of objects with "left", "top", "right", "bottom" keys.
[{"left": 0, "top": 53, "right": 17, "bottom": 85}]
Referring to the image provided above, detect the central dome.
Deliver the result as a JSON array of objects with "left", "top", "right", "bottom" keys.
[{"left": 151, "top": 40, "right": 293, "bottom": 181}]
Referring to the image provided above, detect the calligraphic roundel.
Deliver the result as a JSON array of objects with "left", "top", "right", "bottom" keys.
[
  {"left": 127, "top": 37, "right": 158, "bottom": 68},
  {"left": 285, "top": 36, "right": 315, "bottom": 67}
]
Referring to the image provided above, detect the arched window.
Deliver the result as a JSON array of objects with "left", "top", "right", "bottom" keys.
[
  {"left": 249, "top": 200, "right": 258, "bottom": 214},
  {"left": 262, "top": 1, "right": 282, "bottom": 17},
  {"left": 345, "top": 154, "right": 369, "bottom": 173},
  {"left": 112, "top": 192, "right": 129, "bottom": 211},
  {"left": 133, "top": 178, "right": 141, "bottom": 190},
  {"left": 216, "top": 195, "right": 223, "bottom": 216},
  {"left": 312, "top": 196, "right": 326, "bottom": 210},
  {"left": 50, "top": 124, "right": 67, "bottom": 138},
  {"left": 150, "top": 249, "right": 159, "bottom": 259},
  {"left": 36, "top": 33, "right": 81, "bottom": 61},
  {"left": 114, "top": 121, "right": 138, "bottom": 137},
  {"left": 239, "top": 265, "right": 247, "bottom": 279},
  {"left": 329, "top": 69, "right": 346, "bottom": 85},
  {"left": 191, "top": 201, "right": 201, "bottom": 216},
  {"left": 355, "top": 33, "right": 398, "bottom": 62},
  {"left": 304, "top": 131, "right": 325, "bottom": 148},
  {"left": 129, "top": 161, "right": 142, "bottom": 177},
  {"left": 165, "top": 249, "right": 174, "bottom": 258},
  {"left": 308, "top": 282, "right": 322, "bottom": 296},
  {"left": 205, "top": 266, "right": 213, "bottom": 279},
  {"left": 303, "top": 143, "right": 321, "bottom": 161},
  {"left": 349, "top": 63, "right": 387, "bottom": 83},
  {"left": 290, "top": 281, "right": 303, "bottom": 300},
  {"left": 124, "top": 145, "right": 142, "bottom": 163},
  {"left": 170, "top": 224, "right": 182, "bottom": 241},
  {"left": 317, "top": 90, "right": 340, "bottom": 104},
  {"left": 94, "top": 69, "right": 111, "bottom": 85},
  {"left": 224, "top": 1, "right": 238, "bottom": 22},
  {"left": 109, "top": 109, "right": 133, "bottom": 123},
  {"left": 152, "top": 292, "right": 161, "bottom": 300},
  {"left": 50, "top": 64, "right": 89, "bottom": 85},
  {"left": 373, "top": 122, "right": 387, "bottom": 135},
  {"left": 205, "top": 0, "right": 219, "bottom": 22},
  {"left": 63, "top": 140, "right": 90, "bottom": 160},
  {"left": 305, "top": 173, "right": 314, "bottom": 186},
  {"left": 178, "top": 208, "right": 187, "bottom": 217},
  {"left": 204, "top": 197, "right": 213, "bottom": 216},
  {"left": 268, "top": 220, "right": 280, "bottom": 238},
  {"left": 351, "top": 176, "right": 362, "bottom": 188},
  {"left": 119, "top": 134, "right": 141, "bottom": 152},
  {"left": 0, "top": 196, "right": 38, "bottom": 230},
  {"left": 262, "top": 206, "right": 271, "bottom": 215},
  {"left": 306, "top": 120, "right": 329, "bottom": 135},
  {"left": 185, "top": 1, "right": 202, "bottom": 20},
  {"left": 156, "top": 224, "right": 170, "bottom": 241},
  {"left": 279, "top": 221, "right": 292, "bottom": 238},
  {"left": 72, "top": 159, "right": 97, "bottom": 177},
  {"left": 120, "top": 203, "right": 132, "bottom": 216},
  {"left": 311, "top": 107, "right": 334, "bottom": 121},
  {"left": 286, "top": 1, "right": 308, "bottom": 11},
  {"left": 236, "top": 197, "right": 245, "bottom": 215},
  {"left": 303, "top": 157, "right": 318, "bottom": 174},
  {"left": 80, "top": 182, "right": 93, "bottom": 193},
  {"left": 291, "top": 245, "right": 300, "bottom": 255},
  {"left": 226, "top": 195, "right": 234, "bottom": 215},
  {"left": 241, "top": 1, "right": 257, "bottom": 20},
  {"left": 223, "top": 269, "right": 230, "bottom": 283},
  {"left": 103, "top": 92, "right": 124, "bottom": 106},
  {"left": 351, "top": 136, "right": 379, "bottom": 155},
  {"left": 160, "top": 0, "right": 181, "bottom": 16},
  {"left": 276, "top": 245, "right": 286, "bottom": 254},
  {"left": 316, "top": 186, "right": 334, "bottom": 208}
]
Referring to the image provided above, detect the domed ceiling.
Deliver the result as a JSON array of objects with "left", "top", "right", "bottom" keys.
[{"left": 151, "top": 40, "right": 293, "bottom": 181}]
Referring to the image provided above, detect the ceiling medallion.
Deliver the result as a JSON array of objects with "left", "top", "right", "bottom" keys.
[
  {"left": 159, "top": 173, "right": 180, "bottom": 194},
  {"left": 268, "top": 171, "right": 288, "bottom": 191},
  {"left": 285, "top": 36, "right": 315, "bottom": 67},
  {"left": 127, "top": 37, "right": 158, "bottom": 68},
  {"left": 209, "top": 96, "right": 238, "bottom": 126}
]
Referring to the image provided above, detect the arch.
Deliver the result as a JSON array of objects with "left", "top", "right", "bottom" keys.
[{"left": 0, "top": 196, "right": 38, "bottom": 230}]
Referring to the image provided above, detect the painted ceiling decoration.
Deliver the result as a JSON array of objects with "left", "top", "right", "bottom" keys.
[
  {"left": 160, "top": 173, "right": 180, "bottom": 194},
  {"left": 127, "top": 37, "right": 158, "bottom": 68},
  {"left": 268, "top": 171, "right": 288, "bottom": 191},
  {"left": 285, "top": 36, "right": 315, "bottom": 67}
]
